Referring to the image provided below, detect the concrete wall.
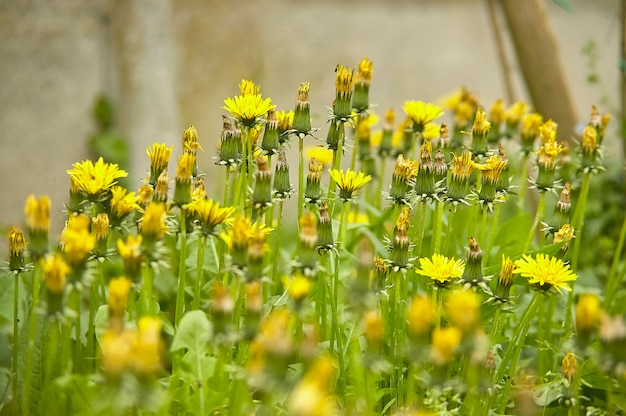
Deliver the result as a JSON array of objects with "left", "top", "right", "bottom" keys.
[{"left": 0, "top": 0, "right": 619, "bottom": 247}]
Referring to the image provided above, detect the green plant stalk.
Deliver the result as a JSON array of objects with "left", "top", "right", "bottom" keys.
[
  {"left": 394, "top": 270, "right": 407, "bottom": 407},
  {"left": 479, "top": 206, "right": 489, "bottom": 251},
  {"left": 351, "top": 134, "right": 358, "bottom": 172},
  {"left": 44, "top": 317, "right": 60, "bottom": 388},
  {"left": 318, "top": 252, "right": 330, "bottom": 340},
  {"left": 86, "top": 261, "right": 104, "bottom": 373},
  {"left": 444, "top": 206, "right": 457, "bottom": 256},
  {"left": 328, "top": 122, "right": 345, "bottom": 215},
  {"left": 489, "top": 304, "right": 503, "bottom": 341},
  {"left": 298, "top": 134, "right": 305, "bottom": 229},
  {"left": 72, "top": 287, "right": 82, "bottom": 373},
  {"left": 192, "top": 234, "right": 206, "bottom": 310},
  {"left": 523, "top": 191, "right": 546, "bottom": 252},
  {"left": 140, "top": 260, "right": 155, "bottom": 316},
  {"left": 376, "top": 158, "right": 387, "bottom": 210},
  {"left": 270, "top": 200, "right": 284, "bottom": 295},
  {"left": 12, "top": 272, "right": 20, "bottom": 416},
  {"left": 413, "top": 201, "right": 427, "bottom": 259},
  {"left": 175, "top": 208, "right": 188, "bottom": 326},
  {"left": 431, "top": 199, "right": 444, "bottom": 255},
  {"left": 517, "top": 154, "right": 530, "bottom": 214},
  {"left": 351, "top": 336, "right": 373, "bottom": 415},
  {"left": 223, "top": 166, "right": 231, "bottom": 207},
  {"left": 246, "top": 128, "right": 254, "bottom": 212},
  {"left": 22, "top": 264, "right": 42, "bottom": 411},
  {"left": 537, "top": 296, "right": 556, "bottom": 380},
  {"left": 494, "top": 292, "right": 542, "bottom": 412},
  {"left": 484, "top": 202, "right": 502, "bottom": 266},
  {"left": 605, "top": 210, "right": 626, "bottom": 311}
]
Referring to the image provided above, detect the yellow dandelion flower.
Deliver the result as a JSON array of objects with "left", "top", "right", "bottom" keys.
[
  {"left": 474, "top": 154, "right": 507, "bottom": 182},
  {"left": 422, "top": 123, "right": 441, "bottom": 140},
  {"left": 335, "top": 65, "right": 354, "bottom": 96},
  {"left": 416, "top": 253, "right": 465, "bottom": 285},
  {"left": 223, "top": 94, "right": 275, "bottom": 127},
  {"left": 582, "top": 125, "right": 598, "bottom": 153},
  {"left": 175, "top": 153, "right": 195, "bottom": 180},
  {"left": 356, "top": 57, "right": 373, "bottom": 83},
  {"left": 42, "top": 253, "right": 70, "bottom": 294},
  {"left": 282, "top": 273, "right": 312, "bottom": 303},
  {"left": 131, "top": 316, "right": 163, "bottom": 375},
  {"left": 553, "top": 224, "right": 575, "bottom": 245},
  {"left": 576, "top": 294, "right": 601, "bottom": 333},
  {"left": 513, "top": 253, "right": 577, "bottom": 294},
  {"left": 451, "top": 151, "right": 475, "bottom": 181},
  {"left": 431, "top": 326, "right": 462, "bottom": 365},
  {"left": 305, "top": 146, "right": 333, "bottom": 166},
  {"left": 182, "top": 125, "right": 202, "bottom": 154},
  {"left": 109, "top": 186, "right": 139, "bottom": 223},
  {"left": 562, "top": 352, "right": 578, "bottom": 381},
  {"left": 108, "top": 276, "right": 132, "bottom": 319},
  {"left": 288, "top": 355, "right": 338, "bottom": 416},
  {"left": 276, "top": 110, "right": 294, "bottom": 133},
  {"left": 92, "top": 213, "right": 109, "bottom": 241},
  {"left": 505, "top": 101, "right": 529, "bottom": 125},
  {"left": 100, "top": 329, "right": 136, "bottom": 376},
  {"left": 539, "top": 119, "right": 558, "bottom": 144},
  {"left": 67, "top": 157, "right": 128, "bottom": 197},
  {"left": 536, "top": 140, "right": 563, "bottom": 171},
  {"left": 25, "top": 194, "right": 51, "bottom": 232},
  {"left": 347, "top": 211, "right": 369, "bottom": 225},
  {"left": 117, "top": 234, "right": 143, "bottom": 281},
  {"left": 407, "top": 295, "right": 435, "bottom": 336},
  {"left": 363, "top": 310, "right": 384, "bottom": 344},
  {"left": 146, "top": 143, "right": 173, "bottom": 182},
  {"left": 489, "top": 99, "right": 506, "bottom": 124},
  {"left": 239, "top": 79, "right": 260, "bottom": 96},
  {"left": 445, "top": 290, "right": 480, "bottom": 331},
  {"left": 403, "top": 101, "right": 444, "bottom": 131},
  {"left": 187, "top": 198, "right": 234, "bottom": 235},
  {"left": 140, "top": 203, "right": 168, "bottom": 241},
  {"left": 8, "top": 226, "right": 27, "bottom": 259},
  {"left": 472, "top": 107, "right": 491, "bottom": 137},
  {"left": 328, "top": 168, "right": 372, "bottom": 201},
  {"left": 61, "top": 227, "right": 95, "bottom": 267}
]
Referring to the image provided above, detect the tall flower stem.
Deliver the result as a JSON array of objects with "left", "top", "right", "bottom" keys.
[
  {"left": 192, "top": 234, "right": 207, "bottom": 310},
  {"left": 318, "top": 252, "right": 330, "bottom": 340},
  {"left": 86, "top": 261, "right": 104, "bottom": 373},
  {"left": 175, "top": 208, "right": 188, "bottom": 326},
  {"left": 485, "top": 203, "right": 502, "bottom": 266},
  {"left": 413, "top": 201, "right": 428, "bottom": 259},
  {"left": 606, "top": 211, "right": 626, "bottom": 311},
  {"left": 140, "top": 260, "right": 155, "bottom": 316},
  {"left": 524, "top": 191, "right": 546, "bottom": 252},
  {"left": 270, "top": 200, "right": 284, "bottom": 293},
  {"left": 22, "top": 263, "right": 42, "bottom": 414},
  {"left": 72, "top": 287, "right": 82, "bottom": 373},
  {"left": 376, "top": 159, "right": 387, "bottom": 210},
  {"left": 444, "top": 206, "right": 457, "bottom": 256},
  {"left": 223, "top": 167, "right": 231, "bottom": 207},
  {"left": 431, "top": 199, "right": 444, "bottom": 255},
  {"left": 517, "top": 154, "right": 530, "bottom": 214},
  {"left": 328, "top": 122, "right": 345, "bottom": 215},
  {"left": 12, "top": 272, "right": 20, "bottom": 415},
  {"left": 44, "top": 317, "right": 60, "bottom": 388},
  {"left": 246, "top": 128, "right": 254, "bottom": 211},
  {"left": 479, "top": 206, "right": 489, "bottom": 253},
  {"left": 494, "top": 292, "right": 542, "bottom": 412},
  {"left": 298, "top": 134, "right": 305, "bottom": 229}
]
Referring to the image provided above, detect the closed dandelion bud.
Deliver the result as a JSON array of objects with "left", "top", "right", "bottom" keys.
[
  {"left": 562, "top": 352, "right": 578, "bottom": 381},
  {"left": 476, "top": 155, "right": 507, "bottom": 207},
  {"left": 25, "top": 194, "right": 51, "bottom": 259},
  {"left": 326, "top": 117, "right": 342, "bottom": 150},
  {"left": 461, "top": 237, "right": 484, "bottom": 287},
  {"left": 447, "top": 151, "right": 474, "bottom": 204},
  {"left": 431, "top": 326, "right": 462, "bottom": 365},
  {"left": 305, "top": 158, "right": 323, "bottom": 204},
  {"left": 433, "top": 149, "right": 448, "bottom": 188},
  {"left": 293, "top": 81, "right": 312, "bottom": 135},
  {"left": 316, "top": 202, "right": 334, "bottom": 252},
  {"left": 599, "top": 112, "right": 610, "bottom": 145},
  {"left": 520, "top": 113, "right": 542, "bottom": 154},
  {"left": 273, "top": 147, "right": 292, "bottom": 199},
  {"left": 132, "top": 317, "right": 163, "bottom": 376},
  {"left": 580, "top": 125, "right": 601, "bottom": 172},
  {"left": 504, "top": 101, "right": 528, "bottom": 138},
  {"left": 252, "top": 156, "right": 272, "bottom": 209},
  {"left": 494, "top": 255, "right": 515, "bottom": 302},
  {"left": 247, "top": 227, "right": 267, "bottom": 282},
  {"left": 92, "top": 213, "right": 109, "bottom": 257},
  {"left": 371, "top": 256, "right": 389, "bottom": 291},
  {"left": 108, "top": 276, "right": 131, "bottom": 333},
  {"left": 445, "top": 290, "right": 480, "bottom": 332},
  {"left": 187, "top": 198, "right": 234, "bottom": 236},
  {"left": 415, "top": 140, "right": 435, "bottom": 199},
  {"left": 211, "top": 281, "right": 234, "bottom": 334},
  {"left": 353, "top": 57, "right": 373, "bottom": 113},
  {"left": 470, "top": 107, "right": 491, "bottom": 156},
  {"left": 297, "top": 211, "right": 318, "bottom": 276},
  {"left": 182, "top": 125, "right": 201, "bottom": 176},
  {"left": 8, "top": 226, "right": 26, "bottom": 273},
  {"left": 146, "top": 143, "right": 173, "bottom": 186},
  {"left": 192, "top": 176, "right": 206, "bottom": 200},
  {"left": 137, "top": 184, "right": 153, "bottom": 211},
  {"left": 261, "top": 109, "right": 280, "bottom": 154},
  {"left": 140, "top": 203, "right": 167, "bottom": 249},
  {"left": 244, "top": 280, "right": 263, "bottom": 338},
  {"left": 389, "top": 207, "right": 412, "bottom": 271},
  {"left": 363, "top": 309, "right": 383, "bottom": 346},
  {"left": 549, "top": 183, "right": 571, "bottom": 232},
  {"left": 576, "top": 293, "right": 601, "bottom": 335},
  {"left": 438, "top": 123, "right": 451, "bottom": 151},
  {"left": 174, "top": 153, "right": 195, "bottom": 206},
  {"left": 42, "top": 253, "right": 69, "bottom": 315},
  {"left": 217, "top": 116, "right": 243, "bottom": 166},
  {"left": 378, "top": 109, "right": 395, "bottom": 158},
  {"left": 496, "top": 144, "right": 510, "bottom": 192},
  {"left": 109, "top": 186, "right": 139, "bottom": 226},
  {"left": 277, "top": 110, "right": 294, "bottom": 145},
  {"left": 117, "top": 235, "right": 143, "bottom": 282},
  {"left": 389, "top": 154, "right": 418, "bottom": 204},
  {"left": 488, "top": 99, "right": 505, "bottom": 143},
  {"left": 153, "top": 170, "right": 169, "bottom": 204},
  {"left": 535, "top": 139, "right": 563, "bottom": 190},
  {"left": 333, "top": 65, "right": 354, "bottom": 120},
  {"left": 407, "top": 295, "right": 435, "bottom": 337}
]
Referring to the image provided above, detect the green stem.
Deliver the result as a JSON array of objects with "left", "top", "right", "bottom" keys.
[
  {"left": 23, "top": 265, "right": 42, "bottom": 414},
  {"left": 140, "top": 261, "right": 155, "bottom": 316},
  {"left": 247, "top": 128, "right": 254, "bottom": 212},
  {"left": 73, "top": 286, "right": 82, "bottom": 373},
  {"left": 376, "top": 158, "right": 387, "bottom": 210},
  {"left": 298, "top": 134, "right": 305, "bottom": 230},
  {"left": 223, "top": 166, "right": 231, "bottom": 207},
  {"left": 414, "top": 201, "right": 428, "bottom": 259},
  {"left": 328, "top": 122, "right": 345, "bottom": 215},
  {"left": 175, "top": 208, "right": 188, "bottom": 326},
  {"left": 270, "top": 201, "right": 284, "bottom": 295},
  {"left": 479, "top": 206, "right": 488, "bottom": 251},
  {"left": 517, "top": 154, "right": 530, "bottom": 214},
  {"left": 12, "top": 272, "right": 20, "bottom": 416},
  {"left": 523, "top": 191, "right": 546, "bottom": 252},
  {"left": 444, "top": 206, "right": 457, "bottom": 256},
  {"left": 86, "top": 261, "right": 103, "bottom": 373},
  {"left": 192, "top": 234, "right": 207, "bottom": 310},
  {"left": 431, "top": 199, "right": 444, "bottom": 255},
  {"left": 605, "top": 211, "right": 626, "bottom": 311},
  {"left": 44, "top": 317, "right": 60, "bottom": 387},
  {"left": 484, "top": 202, "right": 502, "bottom": 266},
  {"left": 319, "top": 252, "right": 330, "bottom": 340}
]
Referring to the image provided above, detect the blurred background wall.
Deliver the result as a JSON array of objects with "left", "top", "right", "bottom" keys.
[{"left": 0, "top": 0, "right": 619, "bottom": 242}]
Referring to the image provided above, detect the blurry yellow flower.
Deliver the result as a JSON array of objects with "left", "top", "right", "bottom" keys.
[
  {"left": 539, "top": 119, "right": 558, "bottom": 144},
  {"left": 489, "top": 99, "right": 506, "bottom": 124},
  {"left": 553, "top": 224, "right": 575, "bottom": 245},
  {"left": 576, "top": 293, "right": 601, "bottom": 333},
  {"left": 306, "top": 147, "right": 333, "bottom": 166},
  {"left": 474, "top": 154, "right": 507, "bottom": 182},
  {"left": 445, "top": 290, "right": 480, "bottom": 331},
  {"left": 100, "top": 329, "right": 136, "bottom": 377},
  {"left": 288, "top": 355, "right": 338, "bottom": 416},
  {"left": 514, "top": 253, "right": 577, "bottom": 294},
  {"left": 582, "top": 125, "right": 598, "bottom": 153},
  {"left": 356, "top": 57, "right": 373, "bottom": 83},
  {"left": 239, "top": 79, "right": 260, "bottom": 96},
  {"left": 182, "top": 125, "right": 202, "bottom": 154},
  {"left": 42, "top": 253, "right": 70, "bottom": 294},
  {"left": 363, "top": 310, "right": 384, "bottom": 344},
  {"left": 472, "top": 107, "right": 491, "bottom": 137},
  {"left": 403, "top": 101, "right": 444, "bottom": 131},
  {"left": 117, "top": 234, "right": 143, "bottom": 281},
  {"left": 140, "top": 203, "right": 168, "bottom": 241},
  {"left": 282, "top": 273, "right": 312, "bottom": 303},
  {"left": 61, "top": 227, "right": 96, "bottom": 268},
  {"left": 25, "top": 194, "right": 51, "bottom": 232},
  {"left": 407, "top": 295, "right": 435, "bottom": 336},
  {"left": 431, "top": 326, "right": 462, "bottom": 365},
  {"left": 67, "top": 157, "right": 128, "bottom": 197},
  {"left": 505, "top": 101, "right": 529, "bottom": 125},
  {"left": 562, "top": 352, "right": 578, "bottom": 381},
  {"left": 276, "top": 110, "right": 294, "bottom": 133},
  {"left": 223, "top": 94, "right": 275, "bottom": 127},
  {"left": 258, "top": 308, "right": 294, "bottom": 356},
  {"left": 328, "top": 168, "right": 372, "bottom": 201},
  {"left": 347, "top": 211, "right": 369, "bottom": 225},
  {"left": 146, "top": 143, "right": 173, "bottom": 183},
  {"left": 131, "top": 316, "right": 163, "bottom": 375},
  {"left": 108, "top": 276, "right": 131, "bottom": 320},
  {"left": 421, "top": 123, "right": 441, "bottom": 140},
  {"left": 8, "top": 226, "right": 27, "bottom": 258},
  {"left": 416, "top": 254, "right": 465, "bottom": 286}
]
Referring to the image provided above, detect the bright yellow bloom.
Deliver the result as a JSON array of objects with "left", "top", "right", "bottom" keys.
[
  {"left": 288, "top": 355, "right": 338, "bottom": 416},
  {"left": 474, "top": 154, "right": 507, "bottom": 182},
  {"left": 489, "top": 99, "right": 506, "bottom": 124},
  {"left": 239, "top": 79, "right": 260, "bottom": 96},
  {"left": 42, "top": 253, "right": 70, "bottom": 294},
  {"left": 335, "top": 65, "right": 354, "bottom": 95},
  {"left": 223, "top": 94, "right": 275, "bottom": 127},
  {"left": 521, "top": 113, "right": 543, "bottom": 139},
  {"left": 258, "top": 308, "right": 294, "bottom": 356},
  {"left": 117, "top": 234, "right": 143, "bottom": 280},
  {"left": 422, "top": 123, "right": 441, "bottom": 140},
  {"left": 146, "top": 143, "right": 173, "bottom": 179},
  {"left": 403, "top": 101, "right": 444, "bottom": 130},
  {"left": 92, "top": 213, "right": 109, "bottom": 240},
  {"left": 61, "top": 227, "right": 96, "bottom": 267},
  {"left": 348, "top": 211, "right": 369, "bottom": 225},
  {"left": 282, "top": 273, "right": 312, "bottom": 303},
  {"left": 451, "top": 151, "right": 475, "bottom": 181},
  {"left": 553, "top": 224, "right": 575, "bottom": 245},
  {"left": 220, "top": 215, "right": 271, "bottom": 252},
  {"left": 140, "top": 203, "right": 168, "bottom": 241},
  {"left": 328, "top": 168, "right": 372, "bottom": 200},
  {"left": 514, "top": 253, "right": 577, "bottom": 294},
  {"left": 67, "top": 157, "right": 128, "bottom": 197},
  {"left": 8, "top": 226, "right": 27, "bottom": 257},
  {"left": 505, "top": 101, "right": 529, "bottom": 125},
  {"left": 445, "top": 290, "right": 480, "bottom": 331},
  {"left": 108, "top": 276, "right": 131, "bottom": 319},
  {"left": 407, "top": 295, "right": 435, "bottom": 336},
  {"left": 137, "top": 184, "right": 154, "bottom": 207},
  {"left": 187, "top": 198, "right": 234, "bottom": 234},
  {"left": 472, "top": 107, "right": 491, "bottom": 136},
  {"left": 539, "top": 119, "right": 558, "bottom": 144},
  {"left": 276, "top": 110, "right": 294, "bottom": 132},
  {"left": 305, "top": 147, "right": 333, "bottom": 166},
  {"left": 25, "top": 194, "right": 51, "bottom": 232},
  {"left": 100, "top": 329, "right": 136, "bottom": 376},
  {"left": 536, "top": 139, "right": 564, "bottom": 170},
  {"left": 454, "top": 101, "right": 474, "bottom": 127},
  {"left": 576, "top": 294, "right": 601, "bottom": 333},
  {"left": 431, "top": 326, "right": 462, "bottom": 365},
  {"left": 363, "top": 310, "right": 384, "bottom": 344},
  {"left": 109, "top": 186, "right": 139, "bottom": 221},
  {"left": 582, "top": 125, "right": 598, "bottom": 153},
  {"left": 416, "top": 253, "right": 465, "bottom": 285},
  {"left": 356, "top": 57, "right": 373, "bottom": 83},
  {"left": 64, "top": 213, "right": 91, "bottom": 233},
  {"left": 131, "top": 316, "right": 163, "bottom": 375},
  {"left": 175, "top": 153, "right": 195, "bottom": 180}
]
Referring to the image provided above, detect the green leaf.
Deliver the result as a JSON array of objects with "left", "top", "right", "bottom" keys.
[
  {"left": 0, "top": 367, "right": 11, "bottom": 408},
  {"left": 533, "top": 378, "right": 565, "bottom": 406},
  {"left": 170, "top": 310, "right": 212, "bottom": 353}
]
